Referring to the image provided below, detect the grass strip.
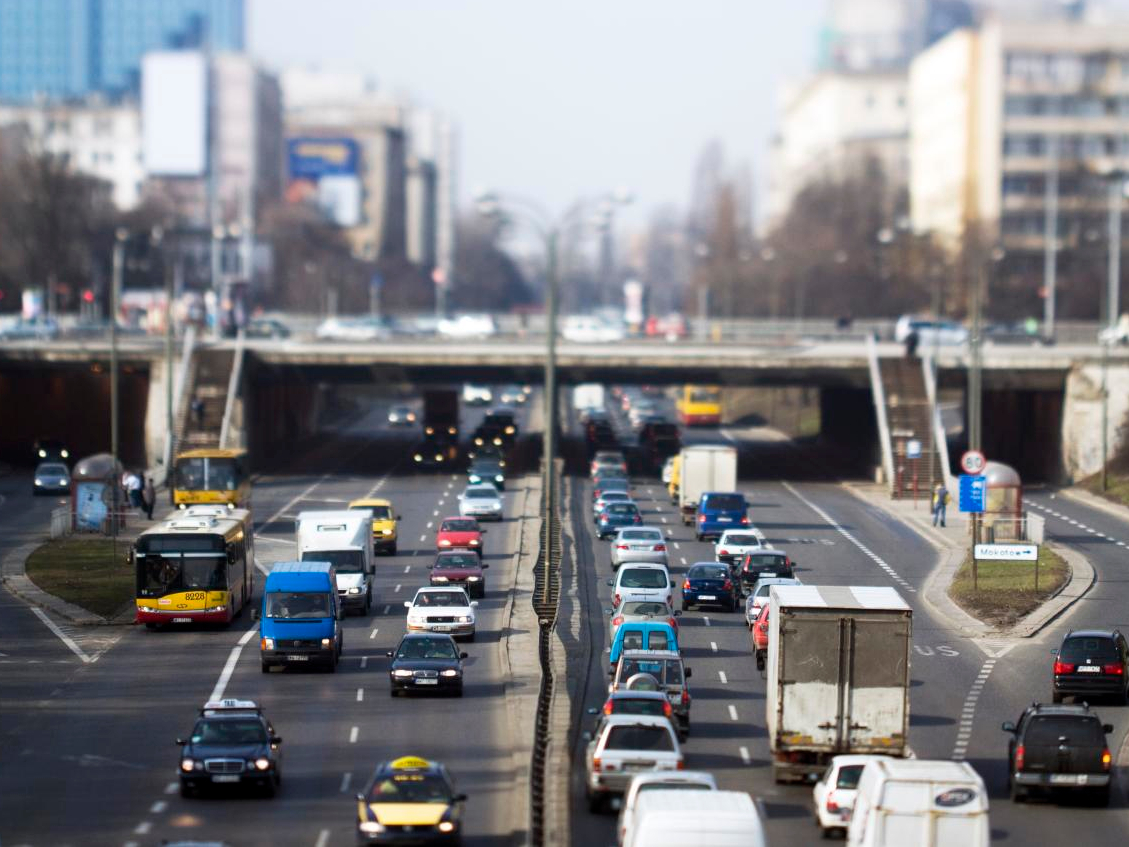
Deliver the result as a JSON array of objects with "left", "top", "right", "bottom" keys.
[
  {"left": 25, "top": 538, "right": 133, "bottom": 619},
  {"left": 949, "top": 544, "right": 1069, "bottom": 629}
]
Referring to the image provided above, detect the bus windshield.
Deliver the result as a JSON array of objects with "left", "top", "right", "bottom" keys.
[
  {"left": 138, "top": 553, "right": 227, "bottom": 596},
  {"left": 174, "top": 457, "right": 242, "bottom": 492},
  {"left": 688, "top": 388, "right": 719, "bottom": 404}
]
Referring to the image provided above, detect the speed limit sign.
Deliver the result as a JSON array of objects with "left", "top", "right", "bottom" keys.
[{"left": 960, "top": 450, "right": 986, "bottom": 475}]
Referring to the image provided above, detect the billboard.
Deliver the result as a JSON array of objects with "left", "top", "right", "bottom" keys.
[
  {"left": 142, "top": 52, "right": 208, "bottom": 177},
  {"left": 287, "top": 137, "right": 362, "bottom": 227}
]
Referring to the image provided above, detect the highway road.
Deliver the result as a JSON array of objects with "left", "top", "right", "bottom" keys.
[
  {"left": 0, "top": 399, "right": 535, "bottom": 847},
  {"left": 566, "top": 398, "right": 1129, "bottom": 845}
]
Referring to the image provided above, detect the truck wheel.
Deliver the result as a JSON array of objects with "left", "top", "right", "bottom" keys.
[
  {"left": 390, "top": 543, "right": 397, "bottom": 555},
  {"left": 179, "top": 781, "right": 194, "bottom": 799},
  {"left": 365, "top": 590, "right": 372, "bottom": 614}
]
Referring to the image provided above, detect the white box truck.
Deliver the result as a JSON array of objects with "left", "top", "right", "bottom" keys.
[
  {"left": 572, "top": 383, "right": 605, "bottom": 416},
  {"left": 677, "top": 444, "right": 737, "bottom": 524},
  {"left": 767, "top": 585, "right": 912, "bottom": 783},
  {"left": 847, "top": 759, "right": 989, "bottom": 847},
  {"left": 295, "top": 510, "right": 375, "bottom": 616}
]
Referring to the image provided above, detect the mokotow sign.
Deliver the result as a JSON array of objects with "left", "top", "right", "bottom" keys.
[{"left": 974, "top": 543, "right": 1037, "bottom": 561}]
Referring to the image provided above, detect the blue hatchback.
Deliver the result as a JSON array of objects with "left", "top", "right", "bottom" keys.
[
  {"left": 597, "top": 502, "right": 643, "bottom": 539},
  {"left": 681, "top": 562, "right": 739, "bottom": 612},
  {"left": 608, "top": 621, "right": 680, "bottom": 671},
  {"left": 695, "top": 491, "right": 748, "bottom": 541}
]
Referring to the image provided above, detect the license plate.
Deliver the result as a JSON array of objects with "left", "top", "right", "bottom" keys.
[
  {"left": 416, "top": 678, "right": 438, "bottom": 685},
  {"left": 631, "top": 546, "right": 648, "bottom": 551},
  {"left": 431, "top": 625, "right": 453, "bottom": 631},
  {"left": 625, "top": 761, "right": 654, "bottom": 770},
  {"left": 212, "top": 775, "right": 240, "bottom": 783},
  {"left": 698, "top": 595, "right": 716, "bottom": 600},
  {"left": 286, "top": 654, "right": 309, "bottom": 662},
  {"left": 1050, "top": 774, "right": 1086, "bottom": 784},
  {"left": 717, "top": 517, "right": 732, "bottom": 522},
  {"left": 1076, "top": 666, "right": 1101, "bottom": 673},
  {"left": 173, "top": 617, "right": 192, "bottom": 623}
]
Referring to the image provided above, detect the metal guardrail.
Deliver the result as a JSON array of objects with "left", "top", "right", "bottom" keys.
[{"left": 50, "top": 505, "right": 148, "bottom": 539}]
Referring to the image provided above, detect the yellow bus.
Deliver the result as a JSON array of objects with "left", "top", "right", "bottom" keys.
[
  {"left": 133, "top": 507, "right": 254, "bottom": 627},
  {"left": 678, "top": 385, "right": 722, "bottom": 427},
  {"left": 172, "top": 448, "right": 251, "bottom": 509}
]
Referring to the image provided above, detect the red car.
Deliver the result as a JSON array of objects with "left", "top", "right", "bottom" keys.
[
  {"left": 429, "top": 550, "right": 489, "bottom": 597},
  {"left": 752, "top": 603, "right": 770, "bottom": 670},
  {"left": 435, "top": 516, "right": 485, "bottom": 557}
]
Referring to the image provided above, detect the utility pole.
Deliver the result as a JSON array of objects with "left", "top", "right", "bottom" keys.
[
  {"left": 1043, "top": 133, "right": 1059, "bottom": 340},
  {"left": 111, "top": 232, "right": 126, "bottom": 540},
  {"left": 968, "top": 261, "right": 984, "bottom": 455},
  {"left": 1102, "top": 171, "right": 1124, "bottom": 491},
  {"left": 165, "top": 255, "right": 181, "bottom": 473},
  {"left": 543, "top": 229, "right": 559, "bottom": 605}
]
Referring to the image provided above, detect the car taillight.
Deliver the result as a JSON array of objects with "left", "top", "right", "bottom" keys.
[
  {"left": 616, "top": 544, "right": 629, "bottom": 550},
  {"left": 602, "top": 699, "right": 613, "bottom": 715},
  {"left": 1054, "top": 661, "right": 1075, "bottom": 674},
  {"left": 634, "top": 516, "right": 642, "bottom": 524},
  {"left": 1102, "top": 748, "right": 1112, "bottom": 770},
  {"left": 1015, "top": 744, "right": 1025, "bottom": 771},
  {"left": 681, "top": 689, "right": 690, "bottom": 705},
  {"left": 663, "top": 702, "right": 672, "bottom": 717},
  {"left": 740, "top": 516, "right": 749, "bottom": 525},
  {"left": 667, "top": 618, "right": 677, "bottom": 628},
  {"left": 682, "top": 580, "right": 691, "bottom": 590},
  {"left": 698, "top": 514, "right": 706, "bottom": 523},
  {"left": 612, "top": 616, "right": 624, "bottom": 626},
  {"left": 592, "top": 757, "right": 602, "bottom": 772},
  {"left": 719, "top": 549, "right": 728, "bottom": 556},
  {"left": 1104, "top": 664, "right": 1124, "bottom": 675},
  {"left": 676, "top": 759, "right": 685, "bottom": 770},
  {"left": 826, "top": 797, "right": 840, "bottom": 813},
  {"left": 723, "top": 580, "right": 733, "bottom": 591},
  {"left": 655, "top": 544, "right": 666, "bottom": 552},
  {"left": 613, "top": 593, "right": 621, "bottom": 607}
]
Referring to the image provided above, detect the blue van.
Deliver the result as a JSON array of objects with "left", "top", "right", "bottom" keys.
[
  {"left": 695, "top": 491, "right": 748, "bottom": 541},
  {"left": 608, "top": 622, "right": 680, "bottom": 672},
  {"left": 255, "top": 561, "right": 344, "bottom": 673}
]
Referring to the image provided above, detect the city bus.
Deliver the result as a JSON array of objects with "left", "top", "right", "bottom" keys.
[
  {"left": 133, "top": 508, "right": 254, "bottom": 627},
  {"left": 678, "top": 385, "right": 722, "bottom": 426},
  {"left": 172, "top": 448, "right": 251, "bottom": 509}
]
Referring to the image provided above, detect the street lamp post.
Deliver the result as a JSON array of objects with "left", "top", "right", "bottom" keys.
[{"left": 1101, "top": 171, "right": 1127, "bottom": 490}]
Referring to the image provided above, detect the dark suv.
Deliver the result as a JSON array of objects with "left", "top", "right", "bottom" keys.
[
  {"left": 1002, "top": 702, "right": 1113, "bottom": 805},
  {"left": 1052, "top": 629, "right": 1129, "bottom": 704}
]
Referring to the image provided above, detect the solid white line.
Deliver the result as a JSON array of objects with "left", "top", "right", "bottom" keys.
[
  {"left": 340, "top": 772, "right": 352, "bottom": 793},
  {"left": 149, "top": 801, "right": 167, "bottom": 814},
  {"left": 315, "top": 830, "right": 330, "bottom": 847},
  {"left": 30, "top": 608, "right": 92, "bottom": 663},
  {"left": 133, "top": 822, "right": 151, "bottom": 835},
  {"left": 208, "top": 627, "right": 258, "bottom": 702},
  {"left": 349, "top": 726, "right": 359, "bottom": 743},
  {"left": 356, "top": 687, "right": 364, "bottom": 702},
  {"left": 739, "top": 746, "right": 751, "bottom": 764},
  {"left": 718, "top": 670, "right": 728, "bottom": 684},
  {"left": 728, "top": 704, "right": 739, "bottom": 721}
]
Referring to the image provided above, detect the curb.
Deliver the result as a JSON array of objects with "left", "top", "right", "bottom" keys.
[
  {"left": 1058, "top": 487, "right": 1129, "bottom": 524},
  {"left": 1, "top": 541, "right": 111, "bottom": 626},
  {"left": 1009, "top": 543, "right": 1095, "bottom": 638}
]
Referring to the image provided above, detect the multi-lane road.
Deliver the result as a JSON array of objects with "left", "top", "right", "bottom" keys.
[{"left": 4, "top": 388, "right": 1129, "bottom": 845}]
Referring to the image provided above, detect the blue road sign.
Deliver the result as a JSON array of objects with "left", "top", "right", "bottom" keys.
[{"left": 959, "top": 474, "right": 986, "bottom": 513}]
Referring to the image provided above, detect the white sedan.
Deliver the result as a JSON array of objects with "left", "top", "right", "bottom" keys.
[
  {"left": 458, "top": 484, "right": 504, "bottom": 521},
  {"left": 403, "top": 587, "right": 478, "bottom": 641},
  {"left": 714, "top": 529, "right": 765, "bottom": 567}
]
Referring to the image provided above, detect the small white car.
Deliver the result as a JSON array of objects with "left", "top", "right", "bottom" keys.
[
  {"left": 813, "top": 755, "right": 884, "bottom": 837},
  {"left": 617, "top": 771, "right": 717, "bottom": 846},
  {"left": 745, "top": 576, "right": 802, "bottom": 627},
  {"left": 315, "top": 316, "right": 388, "bottom": 341},
  {"left": 894, "top": 315, "right": 968, "bottom": 346},
  {"left": 713, "top": 529, "right": 764, "bottom": 567},
  {"left": 403, "top": 586, "right": 478, "bottom": 641},
  {"left": 584, "top": 714, "right": 683, "bottom": 813},
  {"left": 608, "top": 564, "right": 674, "bottom": 610},
  {"left": 610, "top": 527, "right": 668, "bottom": 569},
  {"left": 458, "top": 484, "right": 504, "bottom": 521},
  {"left": 462, "top": 383, "right": 493, "bottom": 405}
]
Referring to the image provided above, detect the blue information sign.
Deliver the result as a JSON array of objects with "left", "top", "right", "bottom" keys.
[{"left": 959, "top": 474, "right": 986, "bottom": 513}]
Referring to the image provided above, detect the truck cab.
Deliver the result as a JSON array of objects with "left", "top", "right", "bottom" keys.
[
  {"left": 296, "top": 510, "right": 376, "bottom": 615},
  {"left": 256, "top": 562, "right": 343, "bottom": 672}
]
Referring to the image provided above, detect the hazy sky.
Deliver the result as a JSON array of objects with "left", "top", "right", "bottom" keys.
[{"left": 249, "top": 0, "right": 826, "bottom": 227}]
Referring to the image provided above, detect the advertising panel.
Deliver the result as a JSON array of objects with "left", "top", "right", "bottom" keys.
[
  {"left": 142, "top": 52, "right": 207, "bottom": 177},
  {"left": 286, "top": 137, "right": 362, "bottom": 226}
]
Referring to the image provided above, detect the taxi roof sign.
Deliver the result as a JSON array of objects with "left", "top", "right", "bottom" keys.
[
  {"left": 390, "top": 756, "right": 433, "bottom": 771},
  {"left": 201, "top": 698, "right": 260, "bottom": 714}
]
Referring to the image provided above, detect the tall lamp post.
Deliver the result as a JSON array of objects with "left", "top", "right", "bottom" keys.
[{"left": 1100, "top": 168, "right": 1128, "bottom": 490}]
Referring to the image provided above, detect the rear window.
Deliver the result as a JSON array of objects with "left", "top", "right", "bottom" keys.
[
  {"left": 703, "top": 494, "right": 744, "bottom": 511},
  {"left": 620, "top": 569, "right": 668, "bottom": 589},
  {"left": 621, "top": 530, "right": 660, "bottom": 541},
  {"left": 605, "top": 725, "right": 675, "bottom": 752},
  {"left": 441, "top": 519, "right": 478, "bottom": 532},
  {"left": 622, "top": 602, "right": 668, "bottom": 616},
  {"left": 435, "top": 554, "right": 479, "bottom": 568},
  {"left": 688, "top": 565, "right": 728, "bottom": 580},
  {"left": 1060, "top": 637, "right": 1119, "bottom": 663},
  {"left": 1024, "top": 716, "right": 1106, "bottom": 746},
  {"left": 622, "top": 658, "right": 682, "bottom": 684},
  {"left": 607, "top": 504, "right": 638, "bottom": 515},
  {"left": 612, "top": 699, "right": 667, "bottom": 717},
  {"left": 837, "top": 764, "right": 865, "bottom": 789}
]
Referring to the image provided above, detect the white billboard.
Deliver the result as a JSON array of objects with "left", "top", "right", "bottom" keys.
[{"left": 142, "top": 52, "right": 207, "bottom": 177}]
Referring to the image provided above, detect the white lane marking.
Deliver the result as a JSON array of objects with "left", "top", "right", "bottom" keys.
[
  {"left": 660, "top": 516, "right": 668, "bottom": 524},
  {"left": 703, "top": 616, "right": 711, "bottom": 627},
  {"left": 718, "top": 670, "right": 728, "bottom": 684},
  {"left": 360, "top": 656, "right": 368, "bottom": 669},
  {"left": 340, "top": 772, "right": 352, "bottom": 793},
  {"left": 679, "top": 557, "right": 687, "bottom": 565},
  {"left": 782, "top": 481, "right": 916, "bottom": 593},
  {"left": 356, "top": 687, "right": 364, "bottom": 702},
  {"left": 133, "top": 822, "right": 151, "bottom": 835},
  {"left": 952, "top": 658, "right": 997, "bottom": 760},
  {"left": 673, "top": 542, "right": 681, "bottom": 550},
  {"left": 739, "top": 746, "right": 751, "bottom": 765},
  {"left": 426, "top": 521, "right": 434, "bottom": 529},
  {"left": 30, "top": 608, "right": 92, "bottom": 663},
  {"left": 208, "top": 627, "right": 259, "bottom": 702},
  {"left": 728, "top": 705, "right": 739, "bottom": 721},
  {"left": 315, "top": 830, "right": 330, "bottom": 847},
  {"left": 382, "top": 605, "right": 391, "bottom": 615},
  {"left": 369, "top": 627, "right": 378, "bottom": 640},
  {"left": 419, "top": 534, "right": 427, "bottom": 542},
  {"left": 433, "top": 510, "right": 440, "bottom": 517},
  {"left": 710, "top": 641, "right": 718, "bottom": 652},
  {"left": 164, "top": 782, "right": 178, "bottom": 795},
  {"left": 395, "top": 584, "right": 402, "bottom": 593},
  {"left": 403, "top": 565, "right": 411, "bottom": 573},
  {"left": 149, "top": 801, "right": 167, "bottom": 814},
  {"left": 349, "top": 726, "right": 359, "bottom": 743}
]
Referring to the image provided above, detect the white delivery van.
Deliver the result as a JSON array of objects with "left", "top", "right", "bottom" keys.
[
  {"left": 847, "top": 758, "right": 989, "bottom": 847},
  {"left": 676, "top": 444, "right": 737, "bottom": 524},
  {"left": 623, "top": 790, "right": 765, "bottom": 847},
  {"left": 295, "top": 510, "right": 375, "bottom": 615}
]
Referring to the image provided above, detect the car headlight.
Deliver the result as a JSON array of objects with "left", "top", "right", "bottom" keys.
[
  {"left": 432, "top": 576, "right": 449, "bottom": 582},
  {"left": 359, "top": 821, "right": 385, "bottom": 834},
  {"left": 34, "top": 479, "right": 43, "bottom": 486},
  {"left": 458, "top": 615, "right": 473, "bottom": 623},
  {"left": 466, "top": 576, "right": 480, "bottom": 581},
  {"left": 440, "top": 669, "right": 460, "bottom": 677},
  {"left": 495, "top": 475, "right": 504, "bottom": 482},
  {"left": 414, "top": 454, "right": 423, "bottom": 462},
  {"left": 439, "top": 539, "right": 452, "bottom": 546},
  {"left": 180, "top": 759, "right": 196, "bottom": 772},
  {"left": 207, "top": 605, "right": 227, "bottom": 612},
  {"left": 347, "top": 587, "right": 362, "bottom": 595},
  {"left": 253, "top": 757, "right": 271, "bottom": 771},
  {"left": 468, "top": 539, "right": 479, "bottom": 546},
  {"left": 474, "top": 438, "right": 484, "bottom": 446},
  {"left": 492, "top": 437, "right": 502, "bottom": 445},
  {"left": 261, "top": 637, "right": 275, "bottom": 650},
  {"left": 393, "top": 669, "right": 414, "bottom": 677},
  {"left": 499, "top": 460, "right": 506, "bottom": 467},
  {"left": 38, "top": 449, "right": 46, "bottom": 457},
  {"left": 505, "top": 426, "right": 515, "bottom": 434},
  {"left": 469, "top": 475, "right": 481, "bottom": 482},
  {"left": 60, "top": 450, "right": 69, "bottom": 458},
  {"left": 426, "top": 426, "right": 435, "bottom": 435},
  {"left": 407, "top": 414, "right": 416, "bottom": 422},
  {"left": 438, "top": 821, "right": 456, "bottom": 833},
  {"left": 321, "top": 638, "right": 332, "bottom": 648},
  {"left": 381, "top": 529, "right": 393, "bottom": 536}
]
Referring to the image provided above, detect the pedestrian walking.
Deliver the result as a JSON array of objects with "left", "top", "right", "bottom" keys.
[
  {"left": 904, "top": 328, "right": 920, "bottom": 358},
  {"left": 931, "top": 483, "right": 950, "bottom": 528},
  {"left": 191, "top": 395, "right": 205, "bottom": 427},
  {"left": 127, "top": 471, "right": 144, "bottom": 509},
  {"left": 143, "top": 476, "right": 156, "bottom": 520}
]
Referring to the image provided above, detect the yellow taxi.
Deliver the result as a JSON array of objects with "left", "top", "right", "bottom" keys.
[
  {"left": 349, "top": 498, "right": 400, "bottom": 555},
  {"left": 355, "top": 756, "right": 465, "bottom": 843}
]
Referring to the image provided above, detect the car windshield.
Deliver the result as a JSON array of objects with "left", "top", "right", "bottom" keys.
[
  {"left": 620, "top": 530, "right": 660, "bottom": 541},
  {"left": 396, "top": 638, "right": 459, "bottom": 660},
  {"left": 620, "top": 569, "right": 667, "bottom": 589},
  {"left": 301, "top": 550, "right": 364, "bottom": 574},
  {"left": 366, "top": 773, "right": 452, "bottom": 803},
  {"left": 415, "top": 591, "right": 468, "bottom": 607},
  {"left": 190, "top": 719, "right": 267, "bottom": 745},
  {"left": 600, "top": 493, "right": 630, "bottom": 503},
  {"left": 353, "top": 505, "right": 392, "bottom": 520},
  {"left": 606, "top": 504, "right": 638, "bottom": 516},
  {"left": 721, "top": 534, "right": 758, "bottom": 546},
  {"left": 39, "top": 463, "right": 68, "bottom": 476},
  {"left": 689, "top": 565, "right": 728, "bottom": 580},
  {"left": 1025, "top": 716, "right": 1106, "bottom": 746},
  {"left": 836, "top": 764, "right": 865, "bottom": 789},
  {"left": 622, "top": 602, "right": 669, "bottom": 616},
  {"left": 464, "top": 488, "right": 496, "bottom": 499},
  {"left": 435, "top": 554, "right": 479, "bottom": 569},
  {"left": 1059, "top": 637, "right": 1120, "bottom": 663},
  {"left": 266, "top": 591, "right": 331, "bottom": 618},
  {"left": 605, "top": 725, "right": 675, "bottom": 752},
  {"left": 612, "top": 698, "right": 668, "bottom": 717},
  {"left": 441, "top": 519, "right": 478, "bottom": 533},
  {"left": 703, "top": 494, "right": 744, "bottom": 511}
]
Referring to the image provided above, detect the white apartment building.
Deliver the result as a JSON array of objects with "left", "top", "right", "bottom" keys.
[
  {"left": 0, "top": 97, "right": 144, "bottom": 210},
  {"left": 910, "top": 18, "right": 1129, "bottom": 254},
  {"left": 766, "top": 71, "right": 909, "bottom": 227}
]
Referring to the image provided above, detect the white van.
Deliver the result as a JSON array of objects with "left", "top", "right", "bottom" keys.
[
  {"left": 622, "top": 790, "right": 765, "bottom": 847},
  {"left": 295, "top": 510, "right": 375, "bottom": 615},
  {"left": 847, "top": 759, "right": 989, "bottom": 847}
]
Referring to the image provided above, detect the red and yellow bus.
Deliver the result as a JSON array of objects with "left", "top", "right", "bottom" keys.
[
  {"left": 172, "top": 448, "right": 252, "bottom": 509},
  {"left": 677, "top": 385, "right": 722, "bottom": 426}
]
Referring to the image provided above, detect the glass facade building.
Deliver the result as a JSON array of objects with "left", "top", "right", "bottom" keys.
[{"left": 0, "top": 0, "right": 244, "bottom": 102}]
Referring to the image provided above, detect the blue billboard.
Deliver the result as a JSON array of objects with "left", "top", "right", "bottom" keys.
[{"left": 287, "top": 137, "right": 359, "bottom": 180}]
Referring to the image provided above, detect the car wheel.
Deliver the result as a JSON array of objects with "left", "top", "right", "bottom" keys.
[
  {"left": 179, "top": 781, "right": 194, "bottom": 799},
  {"left": 465, "top": 632, "right": 476, "bottom": 643},
  {"left": 1092, "top": 784, "right": 1111, "bottom": 807},
  {"left": 261, "top": 662, "right": 270, "bottom": 674},
  {"left": 390, "top": 543, "right": 397, "bottom": 556},
  {"left": 263, "top": 777, "right": 277, "bottom": 798},
  {"left": 455, "top": 685, "right": 464, "bottom": 698}
]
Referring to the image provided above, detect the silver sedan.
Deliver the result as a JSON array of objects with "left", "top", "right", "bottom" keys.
[
  {"left": 457, "top": 484, "right": 504, "bottom": 521},
  {"left": 609, "top": 527, "right": 668, "bottom": 568}
]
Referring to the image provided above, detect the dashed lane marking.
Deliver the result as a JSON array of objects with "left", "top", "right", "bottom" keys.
[
  {"left": 164, "top": 782, "right": 177, "bottom": 795},
  {"left": 149, "top": 801, "right": 166, "bottom": 814},
  {"left": 728, "top": 705, "right": 739, "bottom": 721},
  {"left": 315, "top": 830, "right": 330, "bottom": 847},
  {"left": 739, "top": 746, "right": 751, "bottom": 765},
  {"left": 369, "top": 627, "right": 378, "bottom": 640},
  {"left": 672, "top": 542, "right": 681, "bottom": 550},
  {"left": 426, "top": 521, "right": 434, "bottom": 529},
  {"left": 419, "top": 534, "right": 427, "bottom": 542},
  {"left": 703, "top": 616, "right": 711, "bottom": 627},
  {"left": 394, "top": 584, "right": 402, "bottom": 593},
  {"left": 710, "top": 642, "right": 718, "bottom": 652},
  {"left": 952, "top": 658, "right": 997, "bottom": 760},
  {"left": 403, "top": 565, "right": 411, "bottom": 573},
  {"left": 356, "top": 687, "right": 364, "bottom": 702},
  {"left": 133, "top": 822, "right": 151, "bottom": 835},
  {"left": 718, "top": 670, "right": 728, "bottom": 684},
  {"left": 349, "top": 726, "right": 359, "bottom": 743},
  {"left": 382, "top": 605, "right": 391, "bottom": 615},
  {"left": 679, "top": 557, "right": 687, "bottom": 565}
]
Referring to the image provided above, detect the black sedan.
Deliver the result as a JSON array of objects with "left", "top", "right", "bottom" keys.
[
  {"left": 680, "top": 562, "right": 739, "bottom": 612},
  {"left": 176, "top": 699, "right": 282, "bottom": 797},
  {"left": 388, "top": 633, "right": 468, "bottom": 697}
]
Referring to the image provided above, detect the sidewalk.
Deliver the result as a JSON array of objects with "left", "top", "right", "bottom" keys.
[
  {"left": 842, "top": 482, "right": 1094, "bottom": 639},
  {"left": 1, "top": 541, "right": 109, "bottom": 626}
]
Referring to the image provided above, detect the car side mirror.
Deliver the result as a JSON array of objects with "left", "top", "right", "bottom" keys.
[
  {"left": 271, "top": 736, "right": 282, "bottom": 745},
  {"left": 582, "top": 731, "right": 593, "bottom": 742},
  {"left": 426, "top": 564, "right": 434, "bottom": 569},
  {"left": 1001, "top": 721, "right": 1016, "bottom": 733},
  {"left": 606, "top": 579, "right": 614, "bottom": 586},
  {"left": 470, "top": 601, "right": 479, "bottom": 607},
  {"left": 684, "top": 668, "right": 692, "bottom": 678},
  {"left": 397, "top": 515, "right": 402, "bottom": 520},
  {"left": 481, "top": 563, "right": 489, "bottom": 568},
  {"left": 1104, "top": 723, "right": 1115, "bottom": 734},
  {"left": 356, "top": 792, "right": 366, "bottom": 802},
  {"left": 604, "top": 608, "right": 613, "bottom": 616},
  {"left": 386, "top": 650, "right": 394, "bottom": 658},
  {"left": 460, "top": 652, "right": 468, "bottom": 659},
  {"left": 403, "top": 601, "right": 412, "bottom": 609},
  {"left": 175, "top": 738, "right": 186, "bottom": 746},
  {"left": 481, "top": 529, "right": 488, "bottom": 534},
  {"left": 251, "top": 608, "right": 260, "bottom": 621}
]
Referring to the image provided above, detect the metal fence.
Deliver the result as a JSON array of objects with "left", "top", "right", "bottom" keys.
[
  {"left": 50, "top": 506, "right": 148, "bottom": 540},
  {"left": 980, "top": 512, "right": 1044, "bottom": 544}
]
